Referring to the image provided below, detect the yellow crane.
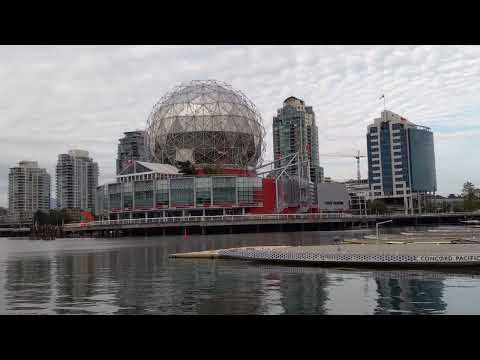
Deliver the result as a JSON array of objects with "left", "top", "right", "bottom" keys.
[{"left": 319, "top": 150, "right": 367, "bottom": 181}]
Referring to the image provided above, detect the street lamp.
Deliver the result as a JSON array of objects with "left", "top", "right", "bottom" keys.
[{"left": 376, "top": 219, "right": 393, "bottom": 243}]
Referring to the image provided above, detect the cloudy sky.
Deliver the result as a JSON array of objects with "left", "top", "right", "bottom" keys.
[{"left": 1, "top": 45, "right": 479, "bottom": 206}]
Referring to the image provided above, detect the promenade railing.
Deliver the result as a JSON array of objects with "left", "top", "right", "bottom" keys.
[{"left": 63, "top": 211, "right": 479, "bottom": 230}]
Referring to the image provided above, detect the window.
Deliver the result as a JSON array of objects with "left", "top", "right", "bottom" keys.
[
  {"left": 395, "top": 171, "right": 403, "bottom": 175},
  {"left": 371, "top": 160, "right": 379, "bottom": 165},
  {"left": 373, "top": 186, "right": 381, "bottom": 190},
  {"left": 195, "top": 177, "right": 212, "bottom": 206},
  {"left": 395, "top": 177, "right": 403, "bottom": 181},
  {"left": 393, "top": 138, "right": 401, "bottom": 143},
  {"left": 371, "top": 154, "right": 379, "bottom": 159},
  {"left": 237, "top": 177, "right": 262, "bottom": 205},
  {"left": 155, "top": 180, "right": 169, "bottom": 207},
  {"left": 394, "top": 165, "right": 403, "bottom": 169},
  {"left": 134, "top": 180, "right": 154, "bottom": 209},
  {"left": 212, "top": 177, "right": 236, "bottom": 205},
  {"left": 393, "top": 145, "right": 401, "bottom": 150},
  {"left": 370, "top": 127, "right": 378, "bottom": 133},
  {"left": 372, "top": 166, "right": 380, "bottom": 171},
  {"left": 397, "top": 191, "right": 404, "bottom": 195},
  {"left": 396, "top": 183, "right": 404, "bottom": 188},
  {"left": 374, "top": 192, "right": 382, "bottom": 196},
  {"left": 170, "top": 178, "right": 194, "bottom": 206},
  {"left": 393, "top": 151, "right": 402, "bottom": 156}
]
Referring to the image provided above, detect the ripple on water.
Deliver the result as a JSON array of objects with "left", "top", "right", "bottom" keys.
[{"left": 2, "top": 231, "right": 480, "bottom": 314}]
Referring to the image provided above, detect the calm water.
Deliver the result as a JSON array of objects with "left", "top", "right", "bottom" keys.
[{"left": 1, "top": 227, "right": 480, "bottom": 315}]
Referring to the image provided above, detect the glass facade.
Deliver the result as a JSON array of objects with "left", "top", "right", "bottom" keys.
[
  {"left": 195, "top": 177, "right": 211, "bottom": 206},
  {"left": 367, "top": 111, "right": 436, "bottom": 199},
  {"left": 96, "top": 175, "right": 264, "bottom": 216},
  {"left": 170, "top": 178, "right": 194, "bottom": 207},
  {"left": 408, "top": 128, "right": 437, "bottom": 192},
  {"left": 237, "top": 177, "right": 262, "bottom": 205},
  {"left": 367, "top": 121, "right": 410, "bottom": 195},
  {"left": 122, "top": 182, "right": 133, "bottom": 209},
  {"left": 134, "top": 180, "right": 153, "bottom": 209},
  {"left": 155, "top": 179, "right": 169, "bottom": 208},
  {"left": 108, "top": 183, "right": 122, "bottom": 210},
  {"left": 367, "top": 132, "right": 374, "bottom": 186},
  {"left": 212, "top": 177, "right": 236, "bottom": 205},
  {"left": 273, "top": 97, "right": 322, "bottom": 187},
  {"left": 380, "top": 122, "right": 393, "bottom": 195}
]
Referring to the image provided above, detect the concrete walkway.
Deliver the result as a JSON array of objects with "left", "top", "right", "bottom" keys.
[{"left": 171, "top": 243, "right": 480, "bottom": 267}]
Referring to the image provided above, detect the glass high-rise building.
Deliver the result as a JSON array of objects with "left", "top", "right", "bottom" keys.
[
  {"left": 366, "top": 110, "right": 437, "bottom": 213},
  {"left": 8, "top": 161, "right": 51, "bottom": 220},
  {"left": 56, "top": 150, "right": 98, "bottom": 213},
  {"left": 116, "top": 131, "right": 150, "bottom": 175},
  {"left": 273, "top": 97, "right": 323, "bottom": 185}
]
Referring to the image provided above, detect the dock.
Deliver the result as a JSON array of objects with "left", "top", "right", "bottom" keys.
[{"left": 170, "top": 243, "right": 480, "bottom": 267}]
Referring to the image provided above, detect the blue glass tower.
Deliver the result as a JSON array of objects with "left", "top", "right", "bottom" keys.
[{"left": 366, "top": 110, "right": 436, "bottom": 213}]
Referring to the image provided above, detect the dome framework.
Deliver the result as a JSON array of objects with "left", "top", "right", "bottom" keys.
[{"left": 145, "top": 80, "right": 266, "bottom": 169}]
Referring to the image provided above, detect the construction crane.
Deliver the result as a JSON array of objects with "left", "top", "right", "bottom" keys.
[{"left": 319, "top": 150, "right": 367, "bottom": 181}]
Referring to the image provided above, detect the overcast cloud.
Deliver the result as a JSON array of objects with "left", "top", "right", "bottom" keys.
[{"left": 0, "top": 45, "right": 479, "bottom": 206}]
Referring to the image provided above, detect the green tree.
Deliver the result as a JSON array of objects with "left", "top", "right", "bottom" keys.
[
  {"left": 59, "top": 209, "right": 72, "bottom": 224},
  {"left": 34, "top": 209, "right": 72, "bottom": 225},
  {"left": 368, "top": 200, "right": 387, "bottom": 215},
  {"left": 462, "top": 181, "right": 478, "bottom": 211},
  {"left": 176, "top": 160, "right": 196, "bottom": 175},
  {"left": 203, "top": 164, "right": 222, "bottom": 175},
  {"left": 33, "top": 210, "right": 48, "bottom": 225}
]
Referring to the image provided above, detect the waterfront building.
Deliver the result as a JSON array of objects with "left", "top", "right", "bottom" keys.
[
  {"left": 366, "top": 110, "right": 437, "bottom": 214},
  {"left": 95, "top": 160, "right": 265, "bottom": 219},
  {"left": 273, "top": 97, "right": 323, "bottom": 186},
  {"left": 56, "top": 150, "right": 99, "bottom": 213},
  {"left": 316, "top": 183, "right": 350, "bottom": 213},
  {"left": 146, "top": 80, "right": 265, "bottom": 170},
  {"left": 8, "top": 161, "right": 51, "bottom": 220},
  {"left": 96, "top": 80, "right": 320, "bottom": 220},
  {"left": 116, "top": 130, "right": 150, "bottom": 175},
  {"left": 344, "top": 179, "right": 369, "bottom": 215}
]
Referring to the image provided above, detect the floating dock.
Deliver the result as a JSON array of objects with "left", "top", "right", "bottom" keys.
[{"left": 170, "top": 243, "right": 480, "bottom": 268}]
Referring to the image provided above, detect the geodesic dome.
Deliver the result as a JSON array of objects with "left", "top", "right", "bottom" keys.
[{"left": 145, "top": 80, "right": 266, "bottom": 169}]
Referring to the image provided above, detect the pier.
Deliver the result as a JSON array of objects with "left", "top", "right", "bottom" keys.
[{"left": 63, "top": 212, "right": 480, "bottom": 237}]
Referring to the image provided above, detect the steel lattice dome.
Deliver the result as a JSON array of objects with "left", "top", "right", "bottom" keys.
[{"left": 145, "top": 80, "right": 265, "bottom": 169}]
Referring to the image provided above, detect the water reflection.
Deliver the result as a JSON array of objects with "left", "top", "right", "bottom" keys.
[
  {"left": 4, "top": 255, "right": 55, "bottom": 314},
  {"left": 1, "top": 229, "right": 480, "bottom": 314},
  {"left": 374, "top": 272, "right": 447, "bottom": 315}
]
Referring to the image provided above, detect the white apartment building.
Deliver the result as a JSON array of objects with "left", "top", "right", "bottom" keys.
[{"left": 8, "top": 161, "right": 51, "bottom": 220}]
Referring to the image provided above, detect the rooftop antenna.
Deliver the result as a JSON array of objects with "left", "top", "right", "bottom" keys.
[
  {"left": 355, "top": 150, "right": 361, "bottom": 182},
  {"left": 380, "top": 94, "right": 385, "bottom": 112}
]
